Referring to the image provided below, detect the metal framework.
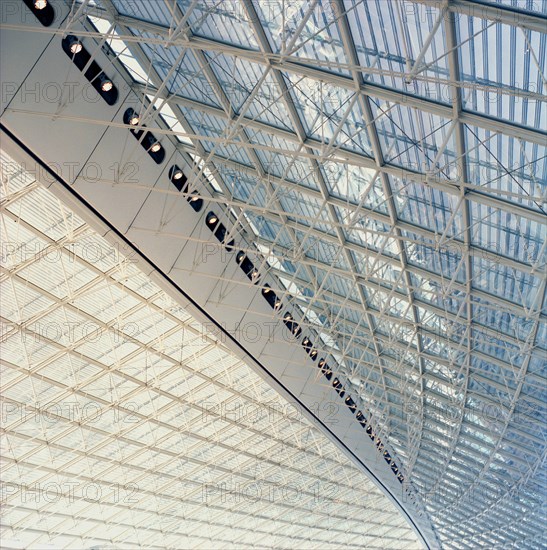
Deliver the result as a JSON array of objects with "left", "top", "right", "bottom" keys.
[{"left": 1, "top": 0, "right": 546, "bottom": 548}]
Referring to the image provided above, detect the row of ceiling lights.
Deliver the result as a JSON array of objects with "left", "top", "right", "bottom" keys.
[
  {"left": 168, "top": 164, "right": 406, "bottom": 486},
  {"left": 27, "top": 0, "right": 164, "bottom": 164}
]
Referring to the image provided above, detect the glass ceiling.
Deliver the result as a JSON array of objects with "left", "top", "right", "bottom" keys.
[
  {"left": 0, "top": 150, "right": 421, "bottom": 549},
  {"left": 3, "top": 0, "right": 547, "bottom": 548}
]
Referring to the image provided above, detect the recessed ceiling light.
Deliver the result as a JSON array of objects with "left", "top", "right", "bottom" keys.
[
  {"left": 101, "top": 79, "right": 113, "bottom": 92},
  {"left": 70, "top": 41, "right": 83, "bottom": 54}
]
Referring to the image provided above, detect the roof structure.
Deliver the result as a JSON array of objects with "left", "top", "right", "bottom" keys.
[{"left": 0, "top": 0, "right": 546, "bottom": 548}]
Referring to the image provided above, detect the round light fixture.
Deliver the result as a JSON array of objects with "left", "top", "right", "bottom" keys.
[
  {"left": 34, "top": 0, "right": 47, "bottom": 9},
  {"left": 70, "top": 41, "right": 83, "bottom": 54},
  {"left": 129, "top": 114, "right": 140, "bottom": 126},
  {"left": 150, "top": 142, "right": 161, "bottom": 153},
  {"left": 172, "top": 170, "right": 183, "bottom": 180},
  {"left": 101, "top": 79, "right": 113, "bottom": 92}
]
